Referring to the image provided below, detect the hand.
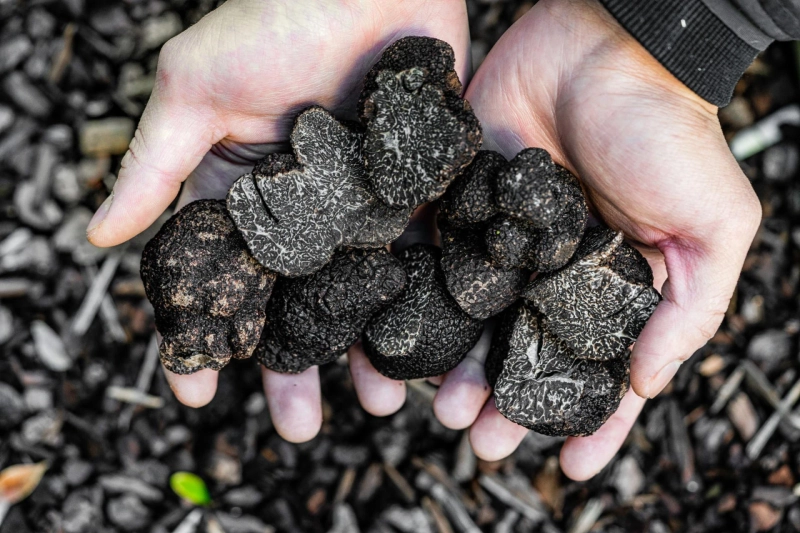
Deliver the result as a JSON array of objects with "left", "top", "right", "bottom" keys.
[
  {"left": 430, "top": 0, "right": 761, "bottom": 479},
  {"left": 87, "top": 0, "right": 471, "bottom": 441}
]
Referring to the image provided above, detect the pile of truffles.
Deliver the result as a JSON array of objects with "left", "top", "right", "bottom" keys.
[{"left": 140, "top": 36, "right": 660, "bottom": 437}]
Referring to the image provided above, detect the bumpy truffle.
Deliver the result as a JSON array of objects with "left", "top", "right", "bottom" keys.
[
  {"left": 486, "top": 226, "right": 660, "bottom": 436},
  {"left": 438, "top": 150, "right": 502, "bottom": 227},
  {"left": 140, "top": 200, "right": 276, "bottom": 374},
  {"left": 361, "top": 37, "right": 482, "bottom": 209},
  {"left": 227, "top": 107, "right": 410, "bottom": 277},
  {"left": 363, "top": 244, "right": 483, "bottom": 380},
  {"left": 485, "top": 302, "right": 629, "bottom": 436},
  {"left": 440, "top": 224, "right": 526, "bottom": 320},
  {"left": 524, "top": 227, "right": 661, "bottom": 360},
  {"left": 258, "top": 248, "right": 406, "bottom": 373}
]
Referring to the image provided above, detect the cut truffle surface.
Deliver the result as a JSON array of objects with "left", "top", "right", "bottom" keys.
[
  {"left": 361, "top": 37, "right": 482, "bottom": 209},
  {"left": 485, "top": 302, "right": 629, "bottom": 436},
  {"left": 363, "top": 244, "right": 483, "bottom": 380},
  {"left": 140, "top": 200, "right": 276, "bottom": 374},
  {"left": 524, "top": 226, "right": 661, "bottom": 361},
  {"left": 438, "top": 150, "right": 503, "bottom": 227},
  {"left": 227, "top": 106, "right": 410, "bottom": 277},
  {"left": 258, "top": 248, "right": 406, "bottom": 374}
]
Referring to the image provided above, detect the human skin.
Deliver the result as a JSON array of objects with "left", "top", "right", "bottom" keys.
[{"left": 87, "top": 0, "right": 761, "bottom": 480}]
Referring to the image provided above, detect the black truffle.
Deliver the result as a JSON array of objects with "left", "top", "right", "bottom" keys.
[
  {"left": 227, "top": 106, "right": 411, "bottom": 277},
  {"left": 485, "top": 302, "right": 629, "bottom": 436},
  {"left": 438, "top": 150, "right": 502, "bottom": 227},
  {"left": 487, "top": 148, "right": 587, "bottom": 271},
  {"left": 361, "top": 37, "right": 482, "bottom": 209},
  {"left": 140, "top": 200, "right": 276, "bottom": 374},
  {"left": 440, "top": 224, "right": 526, "bottom": 320},
  {"left": 486, "top": 226, "right": 660, "bottom": 436},
  {"left": 524, "top": 227, "right": 661, "bottom": 360},
  {"left": 363, "top": 244, "right": 483, "bottom": 380},
  {"left": 258, "top": 248, "right": 406, "bottom": 374}
]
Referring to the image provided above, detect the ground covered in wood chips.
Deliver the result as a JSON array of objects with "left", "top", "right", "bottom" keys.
[{"left": 1, "top": 0, "right": 799, "bottom": 532}]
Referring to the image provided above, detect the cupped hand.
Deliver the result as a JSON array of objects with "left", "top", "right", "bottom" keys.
[
  {"left": 87, "top": 0, "right": 471, "bottom": 442},
  {"left": 431, "top": 0, "right": 762, "bottom": 479}
]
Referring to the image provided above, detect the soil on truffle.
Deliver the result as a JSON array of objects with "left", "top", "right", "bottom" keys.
[{"left": 140, "top": 200, "right": 276, "bottom": 374}]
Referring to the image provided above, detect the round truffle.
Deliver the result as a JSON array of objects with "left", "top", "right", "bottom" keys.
[
  {"left": 361, "top": 38, "right": 482, "bottom": 209},
  {"left": 258, "top": 248, "right": 406, "bottom": 373},
  {"left": 140, "top": 200, "right": 276, "bottom": 374},
  {"left": 485, "top": 302, "right": 629, "bottom": 437},
  {"left": 227, "top": 106, "right": 410, "bottom": 277},
  {"left": 524, "top": 226, "right": 661, "bottom": 361},
  {"left": 438, "top": 150, "right": 503, "bottom": 227},
  {"left": 440, "top": 224, "right": 526, "bottom": 320},
  {"left": 363, "top": 244, "right": 484, "bottom": 380}
]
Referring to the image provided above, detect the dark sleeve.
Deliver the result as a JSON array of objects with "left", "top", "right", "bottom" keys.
[{"left": 597, "top": 0, "right": 800, "bottom": 107}]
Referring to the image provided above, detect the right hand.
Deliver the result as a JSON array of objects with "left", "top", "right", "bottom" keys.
[{"left": 86, "top": 0, "right": 471, "bottom": 443}]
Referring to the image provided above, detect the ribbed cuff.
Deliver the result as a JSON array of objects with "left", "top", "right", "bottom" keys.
[{"left": 598, "top": 0, "right": 765, "bottom": 107}]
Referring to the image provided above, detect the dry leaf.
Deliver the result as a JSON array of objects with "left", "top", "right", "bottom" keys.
[{"left": 0, "top": 462, "right": 48, "bottom": 504}]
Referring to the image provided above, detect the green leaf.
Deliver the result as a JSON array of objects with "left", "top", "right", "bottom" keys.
[{"left": 170, "top": 472, "right": 211, "bottom": 506}]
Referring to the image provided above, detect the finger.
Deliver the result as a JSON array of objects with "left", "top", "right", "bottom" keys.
[
  {"left": 348, "top": 342, "right": 406, "bottom": 416},
  {"left": 262, "top": 366, "right": 322, "bottom": 443},
  {"left": 433, "top": 326, "right": 493, "bottom": 429},
  {"left": 87, "top": 78, "right": 221, "bottom": 247},
  {"left": 469, "top": 398, "right": 529, "bottom": 461},
  {"left": 559, "top": 389, "right": 645, "bottom": 481},
  {"left": 163, "top": 367, "right": 219, "bottom": 408}
]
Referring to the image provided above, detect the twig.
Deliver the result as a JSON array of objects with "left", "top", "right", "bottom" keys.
[
  {"left": 567, "top": 498, "right": 605, "bottom": 533},
  {"left": 71, "top": 249, "right": 125, "bottom": 337},
  {"left": 106, "top": 386, "right": 164, "bottom": 409},
  {"left": 173, "top": 508, "right": 204, "bottom": 533},
  {"left": 423, "top": 496, "right": 454, "bottom": 533},
  {"left": 709, "top": 365, "right": 745, "bottom": 415},
  {"left": 747, "top": 379, "right": 800, "bottom": 459},
  {"left": 384, "top": 463, "right": 415, "bottom": 503},
  {"left": 117, "top": 334, "right": 160, "bottom": 430},
  {"left": 478, "top": 474, "right": 547, "bottom": 523}
]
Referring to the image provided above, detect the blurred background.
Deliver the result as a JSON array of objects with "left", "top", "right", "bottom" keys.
[{"left": 0, "top": 0, "right": 799, "bottom": 532}]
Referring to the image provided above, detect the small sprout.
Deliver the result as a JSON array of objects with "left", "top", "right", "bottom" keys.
[
  {"left": 258, "top": 248, "right": 406, "bottom": 373},
  {"left": 363, "top": 244, "right": 483, "bottom": 379},
  {"left": 228, "top": 107, "right": 410, "bottom": 277},
  {"left": 361, "top": 37, "right": 482, "bottom": 209},
  {"left": 140, "top": 200, "right": 276, "bottom": 374},
  {"left": 170, "top": 472, "right": 211, "bottom": 507}
]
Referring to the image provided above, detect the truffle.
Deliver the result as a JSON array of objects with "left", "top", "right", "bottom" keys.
[
  {"left": 486, "top": 226, "right": 660, "bottom": 436},
  {"left": 363, "top": 244, "right": 483, "bottom": 380},
  {"left": 140, "top": 200, "right": 276, "bottom": 374},
  {"left": 485, "top": 302, "right": 629, "bottom": 436},
  {"left": 227, "top": 107, "right": 411, "bottom": 277},
  {"left": 437, "top": 147, "right": 588, "bottom": 318},
  {"left": 258, "top": 248, "right": 406, "bottom": 374},
  {"left": 440, "top": 224, "right": 526, "bottom": 321},
  {"left": 361, "top": 37, "right": 482, "bottom": 209},
  {"left": 524, "top": 227, "right": 661, "bottom": 360}
]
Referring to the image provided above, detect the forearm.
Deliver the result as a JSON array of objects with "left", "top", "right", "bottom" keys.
[{"left": 596, "top": 0, "right": 800, "bottom": 107}]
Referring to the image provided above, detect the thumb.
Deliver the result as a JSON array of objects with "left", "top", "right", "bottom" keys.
[
  {"left": 86, "top": 90, "right": 221, "bottom": 247},
  {"left": 630, "top": 230, "right": 757, "bottom": 398}
]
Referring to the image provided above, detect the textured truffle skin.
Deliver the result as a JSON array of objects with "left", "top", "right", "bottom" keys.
[
  {"left": 361, "top": 37, "right": 482, "bottom": 209},
  {"left": 258, "top": 248, "right": 406, "bottom": 374},
  {"left": 438, "top": 150, "right": 503, "bottom": 227},
  {"left": 440, "top": 224, "right": 526, "bottom": 320},
  {"left": 524, "top": 227, "right": 661, "bottom": 361},
  {"left": 485, "top": 302, "right": 629, "bottom": 437},
  {"left": 363, "top": 244, "right": 484, "bottom": 380},
  {"left": 227, "top": 107, "right": 410, "bottom": 277},
  {"left": 140, "top": 200, "right": 276, "bottom": 375}
]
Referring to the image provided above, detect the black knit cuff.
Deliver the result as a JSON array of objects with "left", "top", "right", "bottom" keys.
[{"left": 598, "top": 0, "right": 764, "bottom": 107}]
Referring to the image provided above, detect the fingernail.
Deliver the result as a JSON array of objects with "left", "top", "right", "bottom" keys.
[
  {"left": 647, "top": 360, "right": 682, "bottom": 398},
  {"left": 87, "top": 190, "right": 114, "bottom": 237}
]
